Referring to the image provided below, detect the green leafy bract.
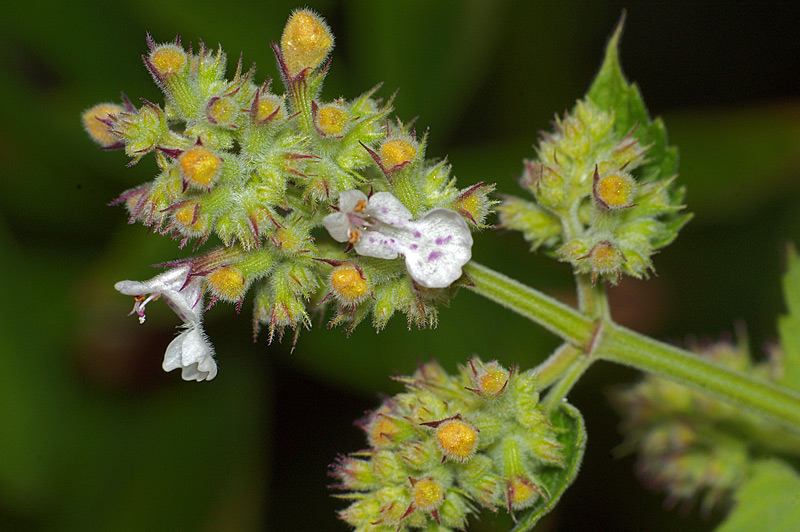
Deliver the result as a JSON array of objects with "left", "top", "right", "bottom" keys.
[
  {"left": 510, "top": 402, "right": 586, "bottom": 532},
  {"left": 715, "top": 459, "right": 800, "bottom": 532},
  {"left": 586, "top": 14, "right": 679, "bottom": 187},
  {"left": 778, "top": 245, "right": 800, "bottom": 391}
]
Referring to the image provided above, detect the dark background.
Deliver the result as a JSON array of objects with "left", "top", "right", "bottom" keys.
[{"left": 1, "top": 1, "right": 799, "bottom": 531}]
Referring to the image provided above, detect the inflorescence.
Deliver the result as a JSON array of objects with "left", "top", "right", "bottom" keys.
[
  {"left": 83, "top": 9, "right": 494, "bottom": 380},
  {"left": 331, "top": 359, "right": 566, "bottom": 531}
]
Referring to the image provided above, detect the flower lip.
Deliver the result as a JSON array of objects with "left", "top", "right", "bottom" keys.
[
  {"left": 115, "top": 266, "right": 217, "bottom": 381},
  {"left": 163, "top": 323, "right": 218, "bottom": 381},
  {"left": 323, "top": 190, "right": 473, "bottom": 288}
]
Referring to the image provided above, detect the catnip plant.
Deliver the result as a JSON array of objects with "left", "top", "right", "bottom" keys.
[{"left": 82, "top": 8, "right": 800, "bottom": 532}]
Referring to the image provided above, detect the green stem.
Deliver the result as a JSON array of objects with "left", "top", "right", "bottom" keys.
[
  {"left": 465, "top": 261, "right": 800, "bottom": 433},
  {"left": 463, "top": 262, "right": 594, "bottom": 346},
  {"left": 598, "top": 322, "right": 800, "bottom": 433},
  {"left": 535, "top": 343, "right": 582, "bottom": 389},
  {"left": 543, "top": 355, "right": 592, "bottom": 413}
]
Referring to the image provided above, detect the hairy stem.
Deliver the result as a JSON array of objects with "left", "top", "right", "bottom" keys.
[
  {"left": 465, "top": 261, "right": 800, "bottom": 433},
  {"left": 535, "top": 343, "right": 582, "bottom": 389},
  {"left": 543, "top": 355, "right": 592, "bottom": 413}
]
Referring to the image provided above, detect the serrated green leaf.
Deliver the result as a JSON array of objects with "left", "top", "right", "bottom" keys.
[
  {"left": 586, "top": 15, "right": 678, "bottom": 184},
  {"left": 777, "top": 245, "right": 800, "bottom": 391},
  {"left": 509, "top": 401, "right": 586, "bottom": 532},
  {"left": 715, "top": 459, "right": 800, "bottom": 532}
]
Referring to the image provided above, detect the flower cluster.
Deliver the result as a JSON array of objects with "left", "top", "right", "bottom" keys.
[
  {"left": 84, "top": 9, "right": 494, "bottom": 380},
  {"left": 331, "top": 359, "right": 566, "bottom": 531},
  {"left": 610, "top": 339, "right": 786, "bottom": 512},
  {"left": 498, "top": 99, "right": 689, "bottom": 283}
]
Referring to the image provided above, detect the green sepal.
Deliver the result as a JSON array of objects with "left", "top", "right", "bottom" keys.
[
  {"left": 715, "top": 459, "right": 800, "bottom": 532},
  {"left": 777, "top": 244, "right": 800, "bottom": 391},
  {"left": 586, "top": 14, "right": 678, "bottom": 186},
  {"left": 509, "top": 401, "right": 586, "bottom": 532}
]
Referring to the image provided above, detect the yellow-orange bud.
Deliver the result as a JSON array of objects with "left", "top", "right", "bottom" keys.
[
  {"left": 380, "top": 138, "right": 417, "bottom": 171},
  {"left": 252, "top": 93, "right": 284, "bottom": 124},
  {"left": 149, "top": 44, "right": 187, "bottom": 77},
  {"left": 507, "top": 475, "right": 540, "bottom": 510},
  {"left": 589, "top": 241, "right": 623, "bottom": 273},
  {"left": 82, "top": 104, "right": 123, "bottom": 146},
  {"left": 180, "top": 146, "right": 222, "bottom": 188},
  {"left": 411, "top": 477, "right": 445, "bottom": 511},
  {"left": 206, "top": 96, "right": 239, "bottom": 127},
  {"left": 330, "top": 264, "right": 369, "bottom": 304},
  {"left": 594, "top": 168, "right": 635, "bottom": 210},
  {"left": 173, "top": 201, "right": 206, "bottom": 234},
  {"left": 280, "top": 9, "right": 334, "bottom": 78},
  {"left": 207, "top": 266, "right": 246, "bottom": 301},
  {"left": 315, "top": 103, "right": 349, "bottom": 137},
  {"left": 435, "top": 417, "right": 478, "bottom": 462},
  {"left": 473, "top": 362, "right": 509, "bottom": 398}
]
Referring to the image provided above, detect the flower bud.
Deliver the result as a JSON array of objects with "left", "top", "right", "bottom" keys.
[
  {"left": 111, "top": 103, "right": 166, "bottom": 159},
  {"left": 433, "top": 417, "right": 479, "bottom": 463},
  {"left": 251, "top": 91, "right": 284, "bottom": 124},
  {"left": 179, "top": 146, "right": 222, "bottom": 189},
  {"left": 207, "top": 266, "right": 246, "bottom": 302},
  {"left": 380, "top": 138, "right": 417, "bottom": 172},
  {"left": 468, "top": 360, "right": 510, "bottom": 398},
  {"left": 593, "top": 166, "right": 636, "bottom": 210},
  {"left": 506, "top": 474, "right": 542, "bottom": 511},
  {"left": 280, "top": 9, "right": 334, "bottom": 78},
  {"left": 585, "top": 240, "right": 625, "bottom": 281},
  {"left": 206, "top": 95, "right": 240, "bottom": 128},
  {"left": 411, "top": 477, "right": 445, "bottom": 512},
  {"left": 82, "top": 103, "right": 123, "bottom": 146},
  {"left": 314, "top": 102, "right": 349, "bottom": 137},
  {"left": 272, "top": 226, "right": 307, "bottom": 254},
  {"left": 330, "top": 263, "right": 369, "bottom": 305},
  {"left": 452, "top": 182, "right": 495, "bottom": 227},
  {"left": 147, "top": 43, "right": 187, "bottom": 79},
  {"left": 173, "top": 200, "right": 207, "bottom": 236}
]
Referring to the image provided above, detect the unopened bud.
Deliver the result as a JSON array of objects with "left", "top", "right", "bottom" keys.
[
  {"left": 206, "top": 95, "right": 240, "bottom": 127},
  {"left": 434, "top": 417, "right": 479, "bottom": 463},
  {"left": 586, "top": 240, "right": 624, "bottom": 277},
  {"left": 82, "top": 103, "right": 123, "bottom": 146},
  {"left": 252, "top": 92, "right": 284, "bottom": 124},
  {"left": 280, "top": 9, "right": 334, "bottom": 78},
  {"left": 380, "top": 138, "right": 417, "bottom": 172},
  {"left": 411, "top": 477, "right": 445, "bottom": 512},
  {"left": 148, "top": 44, "right": 187, "bottom": 79},
  {"left": 207, "top": 266, "right": 246, "bottom": 301},
  {"left": 469, "top": 360, "right": 510, "bottom": 398},
  {"left": 593, "top": 166, "right": 636, "bottom": 210},
  {"left": 180, "top": 146, "right": 222, "bottom": 188},
  {"left": 330, "top": 263, "right": 369, "bottom": 305},
  {"left": 315, "top": 102, "right": 349, "bottom": 137},
  {"left": 506, "top": 474, "right": 541, "bottom": 510},
  {"left": 173, "top": 201, "right": 207, "bottom": 235}
]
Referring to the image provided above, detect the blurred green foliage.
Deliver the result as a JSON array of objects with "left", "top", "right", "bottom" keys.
[{"left": 1, "top": 1, "right": 798, "bottom": 531}]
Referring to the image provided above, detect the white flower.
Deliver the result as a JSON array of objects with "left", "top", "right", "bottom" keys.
[
  {"left": 323, "top": 190, "right": 473, "bottom": 288},
  {"left": 115, "top": 266, "right": 218, "bottom": 381}
]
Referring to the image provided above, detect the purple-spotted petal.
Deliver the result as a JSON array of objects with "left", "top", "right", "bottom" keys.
[
  {"left": 354, "top": 230, "right": 401, "bottom": 260},
  {"left": 404, "top": 208, "right": 473, "bottom": 288},
  {"left": 366, "top": 192, "right": 413, "bottom": 227}
]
